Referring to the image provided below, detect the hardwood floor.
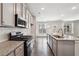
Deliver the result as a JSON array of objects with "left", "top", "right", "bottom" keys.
[{"left": 31, "top": 37, "right": 53, "bottom": 56}]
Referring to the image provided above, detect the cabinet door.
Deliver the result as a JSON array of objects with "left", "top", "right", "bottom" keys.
[
  {"left": 25, "top": 9, "right": 29, "bottom": 28},
  {"left": 2, "top": 3, "right": 14, "bottom": 26},
  {"left": 7, "top": 51, "right": 15, "bottom": 56},
  {"left": 0, "top": 4, "right": 1, "bottom": 26},
  {"left": 23, "top": 4, "right": 26, "bottom": 19},
  {"left": 16, "top": 3, "right": 23, "bottom": 17},
  {"left": 47, "top": 35, "right": 49, "bottom": 44},
  {"left": 49, "top": 35, "right": 53, "bottom": 49},
  {"left": 30, "top": 15, "right": 33, "bottom": 24},
  {"left": 52, "top": 38, "right": 57, "bottom": 55},
  {"left": 15, "top": 44, "right": 24, "bottom": 56},
  {"left": 28, "top": 12, "right": 31, "bottom": 29}
]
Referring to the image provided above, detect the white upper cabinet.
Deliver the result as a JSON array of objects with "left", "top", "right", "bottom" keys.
[
  {"left": 0, "top": 4, "right": 1, "bottom": 26},
  {"left": 28, "top": 12, "right": 31, "bottom": 28},
  {"left": 30, "top": 15, "right": 33, "bottom": 24},
  {"left": 25, "top": 10, "right": 29, "bottom": 28},
  {"left": 22, "top": 4, "right": 26, "bottom": 19},
  {"left": 16, "top": 3, "right": 23, "bottom": 18},
  {"left": 0, "top": 3, "right": 35, "bottom": 27},
  {"left": 2, "top": 3, "right": 14, "bottom": 26}
]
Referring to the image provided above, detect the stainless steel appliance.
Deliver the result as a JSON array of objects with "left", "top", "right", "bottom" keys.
[
  {"left": 24, "top": 39, "right": 32, "bottom": 56},
  {"left": 9, "top": 32, "right": 32, "bottom": 56},
  {"left": 15, "top": 14, "right": 26, "bottom": 28}
]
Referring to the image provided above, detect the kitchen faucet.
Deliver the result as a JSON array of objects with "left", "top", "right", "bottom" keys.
[{"left": 58, "top": 28, "right": 63, "bottom": 36}]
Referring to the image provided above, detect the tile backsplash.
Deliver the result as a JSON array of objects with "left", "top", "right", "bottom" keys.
[{"left": 0, "top": 27, "right": 29, "bottom": 42}]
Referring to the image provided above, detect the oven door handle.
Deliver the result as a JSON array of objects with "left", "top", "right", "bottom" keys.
[{"left": 27, "top": 42, "right": 31, "bottom": 47}]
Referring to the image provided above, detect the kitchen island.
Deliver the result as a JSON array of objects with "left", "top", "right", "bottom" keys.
[{"left": 47, "top": 34, "right": 79, "bottom": 56}]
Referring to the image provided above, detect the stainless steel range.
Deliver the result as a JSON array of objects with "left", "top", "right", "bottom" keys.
[{"left": 9, "top": 32, "right": 32, "bottom": 56}]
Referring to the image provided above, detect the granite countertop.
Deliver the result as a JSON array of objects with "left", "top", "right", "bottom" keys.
[
  {"left": 0, "top": 41, "right": 24, "bottom": 56},
  {"left": 48, "top": 34, "right": 79, "bottom": 41}
]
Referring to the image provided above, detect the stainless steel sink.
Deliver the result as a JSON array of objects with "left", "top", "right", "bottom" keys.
[{"left": 53, "top": 35, "right": 64, "bottom": 38}]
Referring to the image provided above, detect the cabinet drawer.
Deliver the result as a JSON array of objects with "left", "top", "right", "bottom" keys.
[
  {"left": 15, "top": 44, "right": 24, "bottom": 55},
  {"left": 16, "top": 53, "right": 24, "bottom": 56},
  {"left": 53, "top": 39, "right": 56, "bottom": 44},
  {"left": 7, "top": 51, "right": 15, "bottom": 56},
  {"left": 16, "top": 50, "right": 24, "bottom": 56},
  {"left": 53, "top": 48, "right": 56, "bottom": 55},
  {"left": 53, "top": 43, "right": 56, "bottom": 48}
]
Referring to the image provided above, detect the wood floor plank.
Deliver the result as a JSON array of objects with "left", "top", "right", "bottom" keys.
[{"left": 31, "top": 37, "right": 53, "bottom": 56}]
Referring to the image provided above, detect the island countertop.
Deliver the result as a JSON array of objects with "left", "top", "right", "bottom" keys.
[
  {"left": 0, "top": 41, "right": 24, "bottom": 56},
  {"left": 47, "top": 33, "right": 79, "bottom": 41}
]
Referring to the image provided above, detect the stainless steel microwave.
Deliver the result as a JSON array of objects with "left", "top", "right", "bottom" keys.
[{"left": 15, "top": 14, "right": 26, "bottom": 28}]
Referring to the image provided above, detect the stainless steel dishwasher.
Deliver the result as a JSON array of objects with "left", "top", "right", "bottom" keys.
[{"left": 26, "top": 40, "right": 32, "bottom": 56}]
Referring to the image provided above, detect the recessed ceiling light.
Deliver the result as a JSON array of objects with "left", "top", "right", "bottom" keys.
[
  {"left": 41, "top": 8, "right": 45, "bottom": 10},
  {"left": 72, "top": 6, "right": 77, "bottom": 10},
  {"left": 61, "top": 14, "right": 64, "bottom": 17}
]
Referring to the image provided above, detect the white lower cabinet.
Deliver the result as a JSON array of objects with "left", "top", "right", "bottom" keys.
[
  {"left": 75, "top": 41, "right": 79, "bottom": 56},
  {"left": 57, "top": 41, "right": 74, "bottom": 56},
  {"left": 52, "top": 38, "right": 57, "bottom": 56},
  {"left": 7, "top": 51, "right": 15, "bottom": 56},
  {"left": 48, "top": 35, "right": 53, "bottom": 49},
  {"left": 15, "top": 44, "right": 24, "bottom": 56},
  {"left": 53, "top": 39, "right": 74, "bottom": 56},
  {"left": 7, "top": 44, "right": 24, "bottom": 56},
  {"left": 48, "top": 35, "right": 75, "bottom": 56}
]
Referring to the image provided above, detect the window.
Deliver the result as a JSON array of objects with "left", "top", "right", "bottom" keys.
[{"left": 39, "top": 23, "right": 46, "bottom": 33}]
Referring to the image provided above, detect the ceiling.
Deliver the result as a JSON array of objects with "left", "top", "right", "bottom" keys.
[{"left": 27, "top": 3, "right": 79, "bottom": 22}]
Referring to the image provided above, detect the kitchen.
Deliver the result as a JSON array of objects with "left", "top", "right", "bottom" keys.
[{"left": 0, "top": 3, "right": 79, "bottom": 56}]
